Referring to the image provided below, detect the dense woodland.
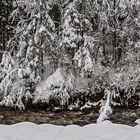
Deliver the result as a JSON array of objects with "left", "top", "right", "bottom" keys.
[{"left": 0, "top": 0, "right": 140, "bottom": 122}]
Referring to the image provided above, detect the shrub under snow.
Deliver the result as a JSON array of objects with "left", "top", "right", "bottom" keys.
[{"left": 34, "top": 68, "right": 75, "bottom": 107}]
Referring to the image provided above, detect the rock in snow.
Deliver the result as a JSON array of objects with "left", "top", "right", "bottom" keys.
[
  {"left": 0, "top": 121, "right": 140, "bottom": 140},
  {"left": 135, "top": 119, "right": 140, "bottom": 125}
]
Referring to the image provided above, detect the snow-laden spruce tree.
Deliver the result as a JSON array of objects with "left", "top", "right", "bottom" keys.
[
  {"left": 59, "top": 0, "right": 95, "bottom": 77},
  {"left": 92, "top": 0, "right": 140, "bottom": 66},
  {"left": 0, "top": 0, "right": 56, "bottom": 109},
  {"left": 106, "top": 0, "right": 140, "bottom": 106}
]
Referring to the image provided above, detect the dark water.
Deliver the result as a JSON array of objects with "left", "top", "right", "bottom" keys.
[
  {"left": 110, "top": 107, "right": 139, "bottom": 126},
  {"left": 0, "top": 107, "right": 139, "bottom": 126}
]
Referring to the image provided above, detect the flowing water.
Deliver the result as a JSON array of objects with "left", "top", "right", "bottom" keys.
[{"left": 0, "top": 107, "right": 139, "bottom": 126}]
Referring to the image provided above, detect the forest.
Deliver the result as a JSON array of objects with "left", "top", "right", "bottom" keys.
[{"left": 0, "top": 0, "right": 140, "bottom": 123}]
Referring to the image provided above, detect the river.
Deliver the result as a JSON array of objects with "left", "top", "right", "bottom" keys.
[{"left": 0, "top": 107, "right": 139, "bottom": 126}]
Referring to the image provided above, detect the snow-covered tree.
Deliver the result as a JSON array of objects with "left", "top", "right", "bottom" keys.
[
  {"left": 0, "top": 0, "right": 140, "bottom": 111},
  {"left": 59, "top": 0, "right": 95, "bottom": 76},
  {"left": 0, "top": 0, "right": 56, "bottom": 109},
  {"left": 0, "top": 0, "right": 13, "bottom": 61}
]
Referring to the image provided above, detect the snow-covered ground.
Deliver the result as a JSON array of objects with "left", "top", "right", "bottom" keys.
[{"left": 0, "top": 121, "right": 140, "bottom": 140}]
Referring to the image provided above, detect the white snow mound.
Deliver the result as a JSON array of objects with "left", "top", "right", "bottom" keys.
[
  {"left": 34, "top": 68, "right": 73, "bottom": 104},
  {"left": 0, "top": 121, "right": 140, "bottom": 140},
  {"left": 36, "top": 68, "right": 65, "bottom": 92}
]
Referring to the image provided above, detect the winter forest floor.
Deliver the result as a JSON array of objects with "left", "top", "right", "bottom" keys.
[{"left": 0, "top": 107, "right": 139, "bottom": 126}]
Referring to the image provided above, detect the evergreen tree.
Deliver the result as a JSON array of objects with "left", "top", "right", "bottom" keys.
[
  {"left": 0, "top": 0, "right": 140, "bottom": 110},
  {"left": 59, "top": 0, "right": 95, "bottom": 77},
  {"left": 0, "top": 0, "right": 13, "bottom": 61},
  {"left": 0, "top": 0, "right": 56, "bottom": 109}
]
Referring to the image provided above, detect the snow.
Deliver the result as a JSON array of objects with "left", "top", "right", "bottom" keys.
[
  {"left": 97, "top": 89, "right": 112, "bottom": 123},
  {"left": 38, "top": 25, "right": 46, "bottom": 33},
  {"left": 18, "top": 68, "right": 24, "bottom": 79},
  {"left": 34, "top": 68, "right": 74, "bottom": 105},
  {"left": 135, "top": 119, "right": 140, "bottom": 125},
  {"left": 74, "top": 47, "right": 94, "bottom": 73},
  {"left": 0, "top": 121, "right": 140, "bottom": 140},
  {"left": 36, "top": 68, "right": 65, "bottom": 93}
]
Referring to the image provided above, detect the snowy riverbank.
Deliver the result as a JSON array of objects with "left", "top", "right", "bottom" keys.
[{"left": 0, "top": 121, "right": 140, "bottom": 140}]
